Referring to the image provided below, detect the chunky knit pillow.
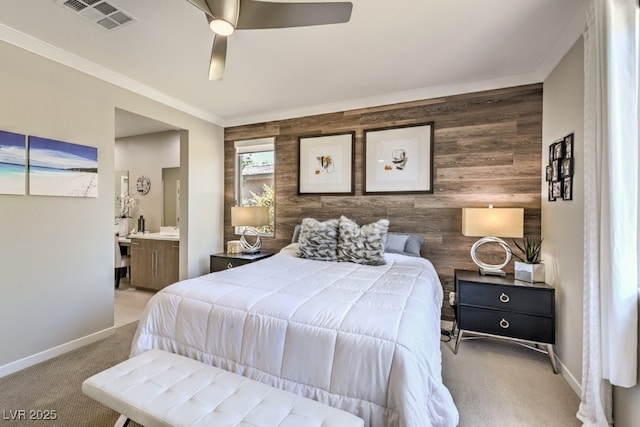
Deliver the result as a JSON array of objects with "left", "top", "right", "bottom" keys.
[
  {"left": 337, "top": 216, "right": 389, "bottom": 265},
  {"left": 297, "top": 218, "right": 339, "bottom": 261}
]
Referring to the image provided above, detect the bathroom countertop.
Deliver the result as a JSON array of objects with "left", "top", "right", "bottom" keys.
[{"left": 128, "top": 232, "right": 179, "bottom": 242}]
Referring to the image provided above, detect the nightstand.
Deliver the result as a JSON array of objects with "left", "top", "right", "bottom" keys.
[
  {"left": 453, "top": 269, "right": 557, "bottom": 373},
  {"left": 209, "top": 252, "right": 274, "bottom": 273}
]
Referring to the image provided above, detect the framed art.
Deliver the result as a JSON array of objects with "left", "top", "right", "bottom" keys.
[
  {"left": 564, "top": 134, "right": 574, "bottom": 158},
  {"left": 548, "top": 182, "right": 556, "bottom": 202},
  {"left": 562, "top": 177, "right": 573, "bottom": 200},
  {"left": 0, "top": 130, "right": 26, "bottom": 195},
  {"left": 364, "top": 122, "right": 434, "bottom": 194},
  {"left": 298, "top": 132, "right": 354, "bottom": 195},
  {"left": 551, "top": 181, "right": 562, "bottom": 199},
  {"left": 552, "top": 140, "right": 564, "bottom": 160},
  {"left": 545, "top": 165, "right": 553, "bottom": 182},
  {"left": 28, "top": 136, "right": 98, "bottom": 197},
  {"left": 561, "top": 158, "right": 573, "bottom": 178},
  {"left": 551, "top": 160, "right": 560, "bottom": 181}
]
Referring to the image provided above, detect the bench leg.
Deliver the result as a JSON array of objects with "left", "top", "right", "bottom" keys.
[{"left": 114, "top": 414, "right": 130, "bottom": 427}]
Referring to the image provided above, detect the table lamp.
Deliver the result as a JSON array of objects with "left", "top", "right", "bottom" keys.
[
  {"left": 462, "top": 205, "right": 524, "bottom": 276},
  {"left": 231, "top": 206, "right": 269, "bottom": 254}
]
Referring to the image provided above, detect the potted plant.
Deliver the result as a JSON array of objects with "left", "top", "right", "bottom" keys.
[
  {"left": 511, "top": 237, "right": 545, "bottom": 283},
  {"left": 117, "top": 191, "right": 136, "bottom": 237}
]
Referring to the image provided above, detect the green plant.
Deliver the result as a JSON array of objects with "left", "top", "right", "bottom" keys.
[{"left": 511, "top": 237, "right": 543, "bottom": 264}]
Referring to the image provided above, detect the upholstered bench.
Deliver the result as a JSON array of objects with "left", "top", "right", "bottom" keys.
[{"left": 82, "top": 349, "right": 364, "bottom": 427}]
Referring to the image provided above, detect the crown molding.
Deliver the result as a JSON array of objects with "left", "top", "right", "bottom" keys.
[
  {"left": 0, "top": 23, "right": 224, "bottom": 126},
  {"left": 536, "top": 1, "right": 587, "bottom": 81},
  {"left": 224, "top": 72, "right": 542, "bottom": 127}
]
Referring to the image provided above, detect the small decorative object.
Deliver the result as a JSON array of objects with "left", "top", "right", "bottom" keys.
[
  {"left": 137, "top": 215, "right": 145, "bottom": 233},
  {"left": 546, "top": 132, "right": 574, "bottom": 202},
  {"left": 226, "top": 240, "right": 241, "bottom": 254},
  {"left": 119, "top": 217, "right": 129, "bottom": 237},
  {"left": 511, "top": 237, "right": 545, "bottom": 283},
  {"left": 298, "top": 132, "right": 354, "bottom": 195},
  {"left": 461, "top": 205, "right": 524, "bottom": 276},
  {"left": 364, "top": 122, "right": 434, "bottom": 194},
  {"left": 136, "top": 175, "right": 151, "bottom": 195}
]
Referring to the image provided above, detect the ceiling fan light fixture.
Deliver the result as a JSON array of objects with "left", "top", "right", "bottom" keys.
[{"left": 209, "top": 17, "right": 235, "bottom": 36}]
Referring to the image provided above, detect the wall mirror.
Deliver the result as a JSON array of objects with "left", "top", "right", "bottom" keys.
[{"left": 162, "top": 167, "right": 180, "bottom": 227}]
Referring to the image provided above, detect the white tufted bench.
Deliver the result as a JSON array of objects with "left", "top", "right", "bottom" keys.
[{"left": 82, "top": 349, "right": 364, "bottom": 427}]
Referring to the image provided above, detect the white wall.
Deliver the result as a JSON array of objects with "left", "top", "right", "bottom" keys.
[
  {"left": 0, "top": 40, "right": 224, "bottom": 375},
  {"left": 115, "top": 131, "right": 180, "bottom": 232},
  {"left": 542, "top": 38, "right": 584, "bottom": 392}
]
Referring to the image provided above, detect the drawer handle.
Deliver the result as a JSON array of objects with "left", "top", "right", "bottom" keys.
[
  {"left": 227, "top": 262, "right": 233, "bottom": 269},
  {"left": 499, "top": 293, "right": 510, "bottom": 303},
  {"left": 499, "top": 318, "right": 510, "bottom": 329}
]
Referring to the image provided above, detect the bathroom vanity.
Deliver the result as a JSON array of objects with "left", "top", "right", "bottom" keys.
[{"left": 129, "top": 232, "right": 179, "bottom": 292}]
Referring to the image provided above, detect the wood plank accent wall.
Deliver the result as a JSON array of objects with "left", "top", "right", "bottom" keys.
[{"left": 224, "top": 84, "right": 543, "bottom": 320}]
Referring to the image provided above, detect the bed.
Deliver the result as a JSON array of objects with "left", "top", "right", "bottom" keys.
[{"left": 130, "top": 242, "right": 459, "bottom": 426}]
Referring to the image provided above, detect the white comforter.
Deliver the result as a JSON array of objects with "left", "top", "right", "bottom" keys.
[{"left": 130, "top": 244, "right": 458, "bottom": 427}]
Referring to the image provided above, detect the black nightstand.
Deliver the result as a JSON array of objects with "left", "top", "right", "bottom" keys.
[
  {"left": 209, "top": 252, "right": 274, "bottom": 273},
  {"left": 453, "top": 269, "right": 557, "bottom": 373}
]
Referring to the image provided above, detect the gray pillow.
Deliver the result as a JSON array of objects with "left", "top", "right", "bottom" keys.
[
  {"left": 296, "top": 218, "right": 339, "bottom": 261},
  {"left": 385, "top": 232, "right": 424, "bottom": 257},
  {"left": 292, "top": 224, "right": 301, "bottom": 243},
  {"left": 337, "top": 216, "right": 389, "bottom": 265}
]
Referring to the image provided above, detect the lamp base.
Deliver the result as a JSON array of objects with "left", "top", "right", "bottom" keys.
[
  {"left": 479, "top": 268, "right": 506, "bottom": 277},
  {"left": 470, "top": 236, "right": 512, "bottom": 277},
  {"left": 240, "top": 227, "right": 262, "bottom": 254}
]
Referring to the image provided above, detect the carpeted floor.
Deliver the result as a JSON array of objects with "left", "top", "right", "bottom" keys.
[
  {"left": 441, "top": 336, "right": 580, "bottom": 427},
  {"left": 0, "top": 322, "right": 580, "bottom": 426},
  {"left": 0, "top": 322, "right": 141, "bottom": 427}
]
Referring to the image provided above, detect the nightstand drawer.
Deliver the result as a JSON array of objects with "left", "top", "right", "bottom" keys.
[
  {"left": 457, "top": 280, "right": 554, "bottom": 316},
  {"left": 458, "top": 305, "right": 555, "bottom": 344},
  {"left": 209, "top": 252, "right": 275, "bottom": 273},
  {"left": 210, "top": 257, "right": 252, "bottom": 272}
]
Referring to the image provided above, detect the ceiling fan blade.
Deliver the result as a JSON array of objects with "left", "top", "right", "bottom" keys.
[
  {"left": 209, "top": 35, "right": 228, "bottom": 80},
  {"left": 185, "top": 0, "right": 215, "bottom": 17},
  {"left": 236, "top": 0, "right": 353, "bottom": 30}
]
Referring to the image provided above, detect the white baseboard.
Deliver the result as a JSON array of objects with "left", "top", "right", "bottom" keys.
[
  {"left": 0, "top": 326, "right": 116, "bottom": 378},
  {"left": 556, "top": 356, "right": 582, "bottom": 397}
]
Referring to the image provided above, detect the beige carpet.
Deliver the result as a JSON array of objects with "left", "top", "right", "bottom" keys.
[
  {"left": 0, "top": 322, "right": 141, "bottom": 427},
  {"left": 442, "top": 336, "right": 580, "bottom": 427},
  {"left": 0, "top": 321, "right": 580, "bottom": 426}
]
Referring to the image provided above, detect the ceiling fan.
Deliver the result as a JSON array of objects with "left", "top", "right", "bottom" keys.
[{"left": 186, "top": 0, "right": 353, "bottom": 80}]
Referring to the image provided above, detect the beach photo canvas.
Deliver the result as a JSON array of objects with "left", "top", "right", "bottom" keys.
[
  {"left": 28, "top": 136, "right": 98, "bottom": 197},
  {"left": 0, "top": 130, "right": 27, "bottom": 195}
]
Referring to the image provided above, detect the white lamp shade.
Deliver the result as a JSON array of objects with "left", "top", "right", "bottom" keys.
[
  {"left": 462, "top": 207, "right": 524, "bottom": 238},
  {"left": 231, "top": 206, "right": 269, "bottom": 227}
]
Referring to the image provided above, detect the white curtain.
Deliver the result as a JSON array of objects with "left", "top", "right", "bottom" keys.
[{"left": 578, "top": 0, "right": 639, "bottom": 426}]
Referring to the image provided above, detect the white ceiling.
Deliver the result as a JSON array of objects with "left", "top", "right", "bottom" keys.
[{"left": 0, "top": 0, "right": 586, "bottom": 130}]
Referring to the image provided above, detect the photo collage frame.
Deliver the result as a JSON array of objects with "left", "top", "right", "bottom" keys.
[{"left": 546, "top": 133, "right": 574, "bottom": 201}]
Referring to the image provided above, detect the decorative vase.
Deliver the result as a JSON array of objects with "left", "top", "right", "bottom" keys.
[
  {"left": 514, "top": 261, "right": 545, "bottom": 283},
  {"left": 119, "top": 218, "right": 129, "bottom": 237}
]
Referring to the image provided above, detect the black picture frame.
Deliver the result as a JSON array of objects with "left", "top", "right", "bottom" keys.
[
  {"left": 561, "top": 158, "right": 573, "bottom": 178},
  {"left": 551, "top": 159, "right": 560, "bottom": 181},
  {"left": 548, "top": 182, "right": 556, "bottom": 202},
  {"left": 553, "top": 141, "right": 564, "bottom": 160},
  {"left": 562, "top": 177, "right": 573, "bottom": 200},
  {"left": 552, "top": 181, "right": 563, "bottom": 199},
  {"left": 564, "top": 134, "right": 574, "bottom": 158},
  {"left": 545, "top": 165, "right": 553, "bottom": 182},
  {"left": 363, "top": 122, "right": 434, "bottom": 195},
  {"left": 297, "top": 132, "right": 355, "bottom": 195}
]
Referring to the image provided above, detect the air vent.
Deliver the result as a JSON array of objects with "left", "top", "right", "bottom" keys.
[{"left": 56, "top": 0, "right": 137, "bottom": 31}]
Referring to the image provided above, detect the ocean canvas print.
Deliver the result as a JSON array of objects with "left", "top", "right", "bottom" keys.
[
  {"left": 0, "top": 130, "right": 27, "bottom": 195},
  {"left": 28, "top": 136, "right": 98, "bottom": 197}
]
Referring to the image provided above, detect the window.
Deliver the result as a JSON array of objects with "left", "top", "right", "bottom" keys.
[{"left": 235, "top": 137, "right": 275, "bottom": 235}]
